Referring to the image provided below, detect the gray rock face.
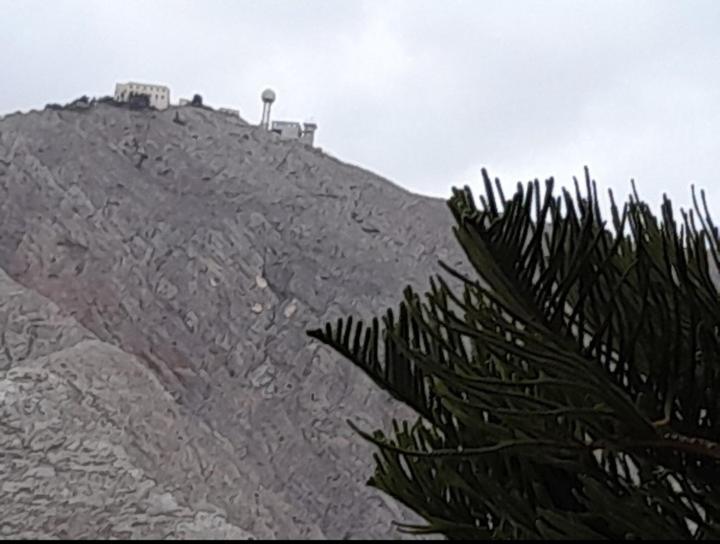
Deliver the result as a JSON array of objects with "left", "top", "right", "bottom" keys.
[
  {"left": 0, "top": 268, "right": 271, "bottom": 539},
  {"left": 0, "top": 104, "right": 469, "bottom": 538}
]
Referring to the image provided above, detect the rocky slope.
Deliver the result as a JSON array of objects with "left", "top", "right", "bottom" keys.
[
  {"left": 0, "top": 267, "right": 268, "bottom": 539},
  {"left": 0, "top": 102, "right": 469, "bottom": 538}
]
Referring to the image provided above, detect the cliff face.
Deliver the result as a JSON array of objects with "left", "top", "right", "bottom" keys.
[
  {"left": 0, "top": 103, "right": 468, "bottom": 538},
  {"left": 0, "top": 267, "right": 270, "bottom": 539}
]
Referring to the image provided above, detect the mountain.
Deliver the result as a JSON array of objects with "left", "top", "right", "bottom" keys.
[
  {"left": 0, "top": 266, "right": 261, "bottom": 539},
  {"left": 0, "top": 101, "right": 469, "bottom": 539}
]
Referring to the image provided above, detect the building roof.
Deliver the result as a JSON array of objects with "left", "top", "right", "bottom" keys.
[{"left": 117, "top": 82, "right": 170, "bottom": 91}]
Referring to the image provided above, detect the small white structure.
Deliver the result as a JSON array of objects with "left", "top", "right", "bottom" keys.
[
  {"left": 271, "top": 121, "right": 301, "bottom": 139},
  {"left": 260, "top": 89, "right": 276, "bottom": 129},
  {"left": 300, "top": 122, "right": 317, "bottom": 146},
  {"left": 114, "top": 82, "right": 171, "bottom": 110},
  {"left": 262, "top": 89, "right": 317, "bottom": 146},
  {"left": 271, "top": 121, "right": 318, "bottom": 146},
  {"left": 218, "top": 107, "right": 240, "bottom": 118},
  {"left": 178, "top": 97, "right": 202, "bottom": 107}
]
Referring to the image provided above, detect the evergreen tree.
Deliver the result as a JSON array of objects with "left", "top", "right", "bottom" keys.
[{"left": 307, "top": 169, "right": 720, "bottom": 539}]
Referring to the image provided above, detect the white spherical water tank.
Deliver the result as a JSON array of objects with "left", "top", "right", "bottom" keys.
[
  {"left": 260, "top": 89, "right": 276, "bottom": 129},
  {"left": 261, "top": 89, "right": 276, "bottom": 104}
]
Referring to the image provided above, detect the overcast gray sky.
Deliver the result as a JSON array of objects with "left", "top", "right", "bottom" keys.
[{"left": 2, "top": 0, "right": 719, "bottom": 215}]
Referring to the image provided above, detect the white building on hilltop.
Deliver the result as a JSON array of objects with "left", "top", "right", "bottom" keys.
[
  {"left": 261, "top": 89, "right": 318, "bottom": 146},
  {"left": 300, "top": 122, "right": 317, "bottom": 146},
  {"left": 270, "top": 121, "right": 317, "bottom": 146},
  {"left": 271, "top": 121, "right": 301, "bottom": 139},
  {"left": 115, "top": 82, "right": 171, "bottom": 110}
]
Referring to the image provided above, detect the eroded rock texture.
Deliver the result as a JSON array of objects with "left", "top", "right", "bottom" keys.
[{"left": 0, "top": 104, "right": 469, "bottom": 538}]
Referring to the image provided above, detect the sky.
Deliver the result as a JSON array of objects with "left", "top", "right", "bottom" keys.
[{"left": 2, "top": 0, "right": 720, "bottom": 217}]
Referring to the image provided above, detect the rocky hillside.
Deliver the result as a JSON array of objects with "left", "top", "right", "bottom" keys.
[
  {"left": 0, "top": 102, "right": 470, "bottom": 539},
  {"left": 0, "top": 266, "right": 265, "bottom": 539}
]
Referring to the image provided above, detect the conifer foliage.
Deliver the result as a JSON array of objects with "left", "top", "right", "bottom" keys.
[{"left": 307, "top": 169, "right": 720, "bottom": 539}]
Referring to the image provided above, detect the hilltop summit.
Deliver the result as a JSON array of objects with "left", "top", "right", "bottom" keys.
[{"left": 0, "top": 102, "right": 467, "bottom": 538}]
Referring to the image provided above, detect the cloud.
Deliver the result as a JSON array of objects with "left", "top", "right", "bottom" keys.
[{"left": 1, "top": 0, "right": 719, "bottom": 214}]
